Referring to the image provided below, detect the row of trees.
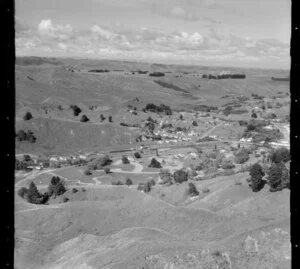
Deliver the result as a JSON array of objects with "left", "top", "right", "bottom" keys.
[{"left": 18, "top": 176, "right": 67, "bottom": 204}]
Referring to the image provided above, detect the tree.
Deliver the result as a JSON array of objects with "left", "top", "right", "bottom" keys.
[
  {"left": 192, "top": 120, "right": 198, "bottom": 126},
  {"left": 249, "top": 163, "right": 265, "bottom": 192},
  {"left": 251, "top": 112, "right": 257, "bottom": 118},
  {"left": 148, "top": 158, "right": 162, "bottom": 168},
  {"left": 18, "top": 187, "right": 28, "bottom": 198},
  {"left": 100, "top": 114, "right": 105, "bottom": 122},
  {"left": 70, "top": 105, "right": 82, "bottom": 116},
  {"left": 269, "top": 148, "right": 290, "bottom": 164},
  {"left": 122, "top": 155, "right": 130, "bottom": 164},
  {"left": 125, "top": 178, "right": 133, "bottom": 186},
  {"left": 26, "top": 181, "right": 42, "bottom": 204},
  {"left": 173, "top": 169, "right": 188, "bottom": 183},
  {"left": 268, "top": 162, "right": 290, "bottom": 192},
  {"left": 80, "top": 115, "right": 89, "bottom": 122},
  {"left": 23, "top": 112, "right": 33, "bottom": 121},
  {"left": 134, "top": 152, "right": 141, "bottom": 158},
  {"left": 187, "top": 182, "right": 199, "bottom": 196}
]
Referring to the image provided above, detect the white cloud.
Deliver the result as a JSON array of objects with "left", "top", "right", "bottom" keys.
[{"left": 91, "top": 25, "right": 115, "bottom": 39}]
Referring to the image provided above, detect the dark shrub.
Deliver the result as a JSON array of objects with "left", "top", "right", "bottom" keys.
[
  {"left": 63, "top": 197, "right": 69, "bottom": 203},
  {"left": 80, "top": 115, "right": 89, "bottom": 122},
  {"left": 122, "top": 156, "right": 130, "bottom": 164},
  {"left": 187, "top": 182, "right": 199, "bottom": 196},
  {"left": 173, "top": 169, "right": 188, "bottom": 183},
  {"left": 104, "top": 167, "right": 111, "bottom": 174},
  {"left": 134, "top": 152, "right": 141, "bottom": 158},
  {"left": 84, "top": 168, "right": 92, "bottom": 176},
  {"left": 251, "top": 112, "right": 257, "bottom": 118},
  {"left": 179, "top": 114, "right": 183, "bottom": 120},
  {"left": 148, "top": 158, "right": 162, "bottom": 168},
  {"left": 143, "top": 182, "right": 152, "bottom": 193},
  {"left": 23, "top": 112, "right": 33, "bottom": 121},
  {"left": 109, "top": 116, "right": 112, "bottom": 122},
  {"left": 18, "top": 187, "right": 28, "bottom": 198},
  {"left": 70, "top": 105, "right": 82, "bottom": 116},
  {"left": 72, "top": 188, "right": 78, "bottom": 194},
  {"left": 192, "top": 120, "right": 198, "bottom": 126},
  {"left": 269, "top": 148, "right": 290, "bottom": 164},
  {"left": 125, "top": 178, "right": 133, "bottom": 186},
  {"left": 100, "top": 114, "right": 105, "bottom": 121},
  {"left": 249, "top": 163, "right": 265, "bottom": 192}
]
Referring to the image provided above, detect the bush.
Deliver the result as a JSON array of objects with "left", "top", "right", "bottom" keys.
[
  {"left": 18, "top": 187, "right": 28, "bottom": 198},
  {"left": 192, "top": 120, "right": 198, "bottom": 126},
  {"left": 122, "top": 156, "right": 130, "bottom": 164},
  {"left": 23, "top": 112, "right": 33, "bottom": 121},
  {"left": 269, "top": 148, "right": 290, "bottom": 164},
  {"left": 63, "top": 197, "right": 69, "bottom": 203},
  {"left": 72, "top": 188, "right": 78, "bottom": 194},
  {"left": 159, "top": 169, "right": 173, "bottom": 185},
  {"left": 251, "top": 112, "right": 257, "bottom": 118},
  {"left": 109, "top": 116, "right": 112, "bottom": 122},
  {"left": 235, "top": 148, "right": 250, "bottom": 164},
  {"left": 179, "top": 114, "right": 183, "bottom": 120},
  {"left": 84, "top": 168, "right": 92, "bottom": 176},
  {"left": 148, "top": 179, "right": 156, "bottom": 186},
  {"left": 249, "top": 163, "right": 265, "bottom": 192},
  {"left": 125, "top": 178, "right": 133, "bottom": 186},
  {"left": 80, "top": 114, "right": 89, "bottom": 122},
  {"left": 202, "top": 187, "right": 210, "bottom": 193},
  {"left": 104, "top": 167, "right": 111, "bottom": 174},
  {"left": 134, "top": 152, "right": 141, "bottom": 158},
  {"left": 16, "top": 129, "right": 37, "bottom": 143},
  {"left": 187, "top": 182, "right": 199, "bottom": 196},
  {"left": 268, "top": 162, "right": 290, "bottom": 191},
  {"left": 221, "top": 159, "right": 235, "bottom": 169},
  {"left": 100, "top": 114, "right": 105, "bottom": 121},
  {"left": 148, "top": 158, "right": 162, "bottom": 168},
  {"left": 70, "top": 105, "right": 82, "bottom": 116},
  {"left": 173, "top": 169, "right": 188, "bottom": 183}
]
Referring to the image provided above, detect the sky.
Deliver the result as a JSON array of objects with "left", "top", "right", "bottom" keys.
[{"left": 15, "top": 0, "right": 291, "bottom": 69}]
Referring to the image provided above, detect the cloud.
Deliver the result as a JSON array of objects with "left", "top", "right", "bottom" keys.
[
  {"left": 15, "top": 19, "right": 290, "bottom": 68},
  {"left": 38, "top": 19, "right": 73, "bottom": 36}
]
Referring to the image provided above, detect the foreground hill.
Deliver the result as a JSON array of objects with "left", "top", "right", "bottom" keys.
[{"left": 15, "top": 176, "right": 290, "bottom": 269}]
